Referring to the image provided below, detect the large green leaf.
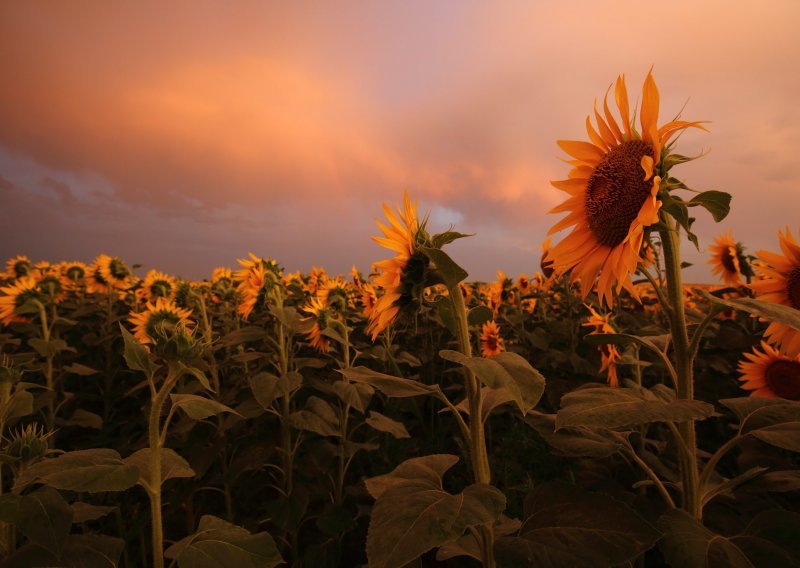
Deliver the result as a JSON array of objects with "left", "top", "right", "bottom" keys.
[
  {"left": 124, "top": 448, "right": 195, "bottom": 489},
  {"left": 340, "top": 366, "right": 440, "bottom": 398},
  {"left": 525, "top": 412, "right": 627, "bottom": 458},
  {"left": 164, "top": 515, "right": 282, "bottom": 568},
  {"left": 1, "top": 534, "right": 124, "bottom": 568},
  {"left": 420, "top": 247, "right": 468, "bottom": 287},
  {"left": 366, "top": 455, "right": 505, "bottom": 568},
  {"left": 287, "top": 396, "right": 339, "bottom": 437},
  {"left": 495, "top": 482, "right": 659, "bottom": 567},
  {"left": 17, "top": 487, "right": 73, "bottom": 557},
  {"left": 365, "top": 454, "right": 460, "bottom": 500},
  {"left": 119, "top": 325, "right": 160, "bottom": 378},
  {"left": 687, "top": 190, "right": 732, "bottom": 222},
  {"left": 365, "top": 411, "right": 410, "bottom": 439},
  {"left": 439, "top": 350, "right": 544, "bottom": 415},
  {"left": 14, "top": 449, "right": 139, "bottom": 493},
  {"left": 170, "top": 394, "right": 241, "bottom": 421},
  {"left": 556, "top": 385, "right": 714, "bottom": 430},
  {"left": 658, "top": 508, "right": 800, "bottom": 568},
  {"left": 248, "top": 371, "right": 303, "bottom": 410},
  {"left": 737, "top": 402, "right": 800, "bottom": 452},
  {"left": 700, "top": 293, "right": 800, "bottom": 332}
]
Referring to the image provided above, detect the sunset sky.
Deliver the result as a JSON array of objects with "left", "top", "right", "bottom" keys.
[{"left": 1, "top": 1, "right": 798, "bottom": 282}]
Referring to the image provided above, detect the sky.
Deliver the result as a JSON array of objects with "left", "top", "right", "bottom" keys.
[{"left": 1, "top": 1, "right": 798, "bottom": 283}]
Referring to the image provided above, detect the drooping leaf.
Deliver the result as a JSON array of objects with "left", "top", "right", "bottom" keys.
[
  {"left": 420, "top": 247, "right": 468, "bottom": 287},
  {"left": 687, "top": 190, "right": 732, "bottom": 222},
  {"left": 248, "top": 371, "right": 303, "bottom": 410},
  {"left": 330, "top": 381, "right": 374, "bottom": 413},
  {"left": 365, "top": 411, "right": 410, "bottom": 439},
  {"left": 525, "top": 412, "right": 628, "bottom": 458},
  {"left": 287, "top": 396, "right": 339, "bottom": 437},
  {"left": 340, "top": 367, "right": 440, "bottom": 398},
  {"left": 556, "top": 385, "right": 714, "bottom": 430},
  {"left": 467, "top": 305, "right": 493, "bottom": 327},
  {"left": 119, "top": 325, "right": 160, "bottom": 378},
  {"left": 366, "top": 454, "right": 505, "bottom": 568},
  {"left": 700, "top": 293, "right": 800, "bottom": 332},
  {"left": 14, "top": 449, "right": 139, "bottom": 493},
  {"left": 170, "top": 394, "right": 241, "bottom": 421},
  {"left": 495, "top": 482, "right": 659, "bottom": 568},
  {"left": 1, "top": 534, "right": 124, "bottom": 568},
  {"left": 365, "top": 454, "right": 460, "bottom": 500},
  {"left": 164, "top": 515, "right": 282, "bottom": 568},
  {"left": 71, "top": 502, "right": 116, "bottom": 523},
  {"left": 62, "top": 363, "right": 99, "bottom": 376},
  {"left": 431, "top": 230, "right": 472, "bottom": 248}
]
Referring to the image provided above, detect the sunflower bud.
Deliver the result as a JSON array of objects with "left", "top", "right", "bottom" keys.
[
  {"left": 5, "top": 423, "right": 51, "bottom": 466},
  {"left": 151, "top": 321, "right": 202, "bottom": 361}
]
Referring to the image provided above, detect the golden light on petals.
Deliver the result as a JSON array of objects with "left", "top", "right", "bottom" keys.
[
  {"left": 301, "top": 296, "right": 332, "bottom": 353},
  {"left": 480, "top": 320, "right": 505, "bottom": 358},
  {"left": 0, "top": 277, "right": 42, "bottom": 326},
  {"left": 739, "top": 341, "right": 800, "bottom": 400},
  {"left": 583, "top": 305, "right": 622, "bottom": 387},
  {"left": 547, "top": 71, "right": 708, "bottom": 306},
  {"left": 750, "top": 228, "right": 800, "bottom": 356},
  {"left": 128, "top": 298, "right": 193, "bottom": 345},
  {"left": 708, "top": 231, "right": 745, "bottom": 287}
]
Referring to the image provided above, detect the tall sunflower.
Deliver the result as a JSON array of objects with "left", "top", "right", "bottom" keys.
[
  {"left": 583, "top": 305, "right": 622, "bottom": 387},
  {"left": 128, "top": 297, "right": 193, "bottom": 345},
  {"left": 5, "top": 256, "right": 32, "bottom": 280},
  {"left": 0, "top": 277, "right": 44, "bottom": 326},
  {"left": 750, "top": 227, "right": 800, "bottom": 355},
  {"left": 237, "top": 264, "right": 278, "bottom": 320},
  {"left": 547, "top": 71, "right": 707, "bottom": 305},
  {"left": 367, "top": 192, "right": 429, "bottom": 340},
  {"left": 708, "top": 231, "right": 749, "bottom": 287},
  {"left": 739, "top": 341, "right": 800, "bottom": 400}
]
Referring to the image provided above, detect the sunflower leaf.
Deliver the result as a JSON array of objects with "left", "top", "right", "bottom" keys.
[
  {"left": 431, "top": 231, "right": 472, "bottom": 248},
  {"left": 698, "top": 292, "right": 800, "bottom": 332},
  {"left": 687, "top": 190, "right": 732, "bottom": 222},
  {"left": 420, "top": 247, "right": 468, "bottom": 288},
  {"left": 119, "top": 325, "right": 160, "bottom": 379}
]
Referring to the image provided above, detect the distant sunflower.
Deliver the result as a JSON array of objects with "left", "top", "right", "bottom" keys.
[
  {"left": 128, "top": 298, "right": 193, "bottom": 345},
  {"left": 360, "top": 283, "right": 379, "bottom": 319},
  {"left": 211, "top": 267, "right": 233, "bottom": 285},
  {"left": 234, "top": 253, "right": 282, "bottom": 291},
  {"left": 5, "top": 256, "right": 32, "bottom": 280},
  {"left": 94, "top": 254, "right": 131, "bottom": 291},
  {"left": 306, "top": 266, "right": 328, "bottom": 295},
  {"left": 750, "top": 228, "right": 800, "bottom": 355},
  {"left": 739, "top": 341, "right": 800, "bottom": 400},
  {"left": 59, "top": 262, "right": 88, "bottom": 291},
  {"left": 301, "top": 296, "right": 332, "bottom": 353},
  {"left": 517, "top": 274, "right": 531, "bottom": 296},
  {"left": 583, "top": 305, "right": 622, "bottom": 387},
  {"left": 0, "top": 277, "right": 45, "bottom": 326},
  {"left": 547, "top": 71, "right": 707, "bottom": 305},
  {"left": 708, "top": 231, "right": 748, "bottom": 286},
  {"left": 480, "top": 320, "right": 505, "bottom": 358},
  {"left": 237, "top": 264, "right": 277, "bottom": 320},
  {"left": 317, "top": 277, "right": 351, "bottom": 312},
  {"left": 367, "top": 192, "right": 429, "bottom": 340},
  {"left": 137, "top": 270, "right": 176, "bottom": 303}
]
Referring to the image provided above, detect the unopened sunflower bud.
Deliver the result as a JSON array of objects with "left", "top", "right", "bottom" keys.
[{"left": 5, "top": 423, "right": 51, "bottom": 465}]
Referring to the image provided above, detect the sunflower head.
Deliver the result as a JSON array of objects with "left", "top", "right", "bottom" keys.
[
  {"left": 0, "top": 277, "right": 45, "bottom": 326},
  {"left": 235, "top": 253, "right": 282, "bottom": 288},
  {"left": 547, "top": 70, "right": 708, "bottom": 306},
  {"left": 128, "top": 298, "right": 194, "bottom": 346},
  {"left": 5, "top": 423, "right": 52, "bottom": 467},
  {"left": 739, "top": 342, "right": 800, "bottom": 400},
  {"left": 360, "top": 283, "right": 379, "bottom": 319},
  {"left": 36, "top": 274, "right": 65, "bottom": 304},
  {"left": 750, "top": 228, "right": 800, "bottom": 356},
  {"left": 583, "top": 305, "right": 622, "bottom": 387},
  {"left": 96, "top": 254, "right": 132, "bottom": 289},
  {"left": 59, "top": 262, "right": 88, "bottom": 291},
  {"left": 318, "top": 277, "right": 351, "bottom": 313},
  {"left": 301, "top": 296, "right": 333, "bottom": 353},
  {"left": 480, "top": 320, "right": 505, "bottom": 358},
  {"left": 138, "top": 270, "right": 176, "bottom": 303},
  {"left": 5, "top": 256, "right": 32, "bottom": 279},
  {"left": 211, "top": 267, "right": 233, "bottom": 286},
  {"left": 709, "top": 231, "right": 751, "bottom": 287}
]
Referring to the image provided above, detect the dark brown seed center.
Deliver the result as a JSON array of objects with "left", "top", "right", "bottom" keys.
[
  {"left": 585, "top": 140, "right": 655, "bottom": 248},
  {"left": 765, "top": 359, "right": 800, "bottom": 401},
  {"left": 720, "top": 247, "right": 738, "bottom": 274},
  {"left": 787, "top": 266, "right": 800, "bottom": 310}
]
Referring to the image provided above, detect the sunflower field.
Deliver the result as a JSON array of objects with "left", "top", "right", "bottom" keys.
[{"left": 1, "top": 71, "right": 799, "bottom": 568}]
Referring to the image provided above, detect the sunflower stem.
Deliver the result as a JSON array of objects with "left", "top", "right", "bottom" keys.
[
  {"left": 448, "top": 284, "right": 495, "bottom": 568},
  {"left": 658, "top": 218, "right": 701, "bottom": 519}
]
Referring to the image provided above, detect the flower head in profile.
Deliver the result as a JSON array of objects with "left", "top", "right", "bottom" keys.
[
  {"left": 237, "top": 264, "right": 279, "bottom": 320},
  {"left": 708, "top": 231, "right": 750, "bottom": 287},
  {"left": 95, "top": 254, "right": 132, "bottom": 291},
  {"left": 59, "top": 262, "right": 89, "bottom": 291},
  {"left": 128, "top": 297, "right": 193, "bottom": 345},
  {"left": 367, "top": 191, "right": 430, "bottom": 340},
  {"left": 480, "top": 321, "right": 505, "bottom": 358},
  {"left": 583, "top": 305, "right": 622, "bottom": 387},
  {"left": 0, "top": 277, "right": 44, "bottom": 326},
  {"left": 750, "top": 228, "right": 800, "bottom": 356},
  {"left": 547, "top": 70, "right": 707, "bottom": 305},
  {"left": 517, "top": 274, "right": 532, "bottom": 296},
  {"left": 739, "top": 341, "right": 800, "bottom": 400},
  {"left": 5, "top": 256, "right": 32, "bottom": 280},
  {"left": 301, "top": 296, "right": 333, "bottom": 353}
]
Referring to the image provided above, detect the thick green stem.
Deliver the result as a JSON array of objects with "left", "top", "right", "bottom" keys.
[
  {"left": 659, "top": 221, "right": 701, "bottom": 519},
  {"left": 147, "top": 365, "right": 181, "bottom": 568},
  {"left": 448, "top": 285, "right": 495, "bottom": 568},
  {"left": 35, "top": 302, "right": 55, "bottom": 430}
]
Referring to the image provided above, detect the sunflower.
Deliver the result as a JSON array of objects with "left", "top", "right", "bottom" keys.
[
  {"left": 360, "top": 283, "right": 379, "bottom": 319},
  {"left": 59, "top": 261, "right": 88, "bottom": 291},
  {"left": 237, "top": 264, "right": 278, "bottom": 320},
  {"left": 211, "top": 267, "right": 233, "bottom": 285},
  {"left": 234, "top": 253, "right": 282, "bottom": 291},
  {"left": 0, "top": 277, "right": 45, "bottom": 326},
  {"left": 540, "top": 238, "right": 555, "bottom": 280},
  {"left": 317, "top": 277, "right": 351, "bottom": 312},
  {"left": 351, "top": 265, "right": 365, "bottom": 290},
  {"left": 708, "top": 231, "right": 749, "bottom": 287},
  {"left": 136, "top": 270, "right": 176, "bottom": 303},
  {"left": 739, "top": 341, "right": 800, "bottom": 400},
  {"left": 5, "top": 256, "right": 32, "bottom": 279},
  {"left": 583, "top": 305, "right": 622, "bottom": 387},
  {"left": 480, "top": 320, "right": 505, "bottom": 358},
  {"left": 547, "top": 71, "right": 707, "bottom": 306},
  {"left": 301, "top": 296, "right": 332, "bottom": 353},
  {"left": 128, "top": 297, "right": 193, "bottom": 345},
  {"left": 517, "top": 274, "right": 532, "bottom": 296},
  {"left": 367, "top": 192, "right": 429, "bottom": 340},
  {"left": 95, "top": 254, "right": 132, "bottom": 291}
]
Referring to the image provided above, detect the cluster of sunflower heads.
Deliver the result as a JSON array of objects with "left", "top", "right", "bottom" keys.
[
  {"left": 2, "top": 423, "right": 52, "bottom": 471},
  {"left": 149, "top": 320, "right": 203, "bottom": 362}
]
